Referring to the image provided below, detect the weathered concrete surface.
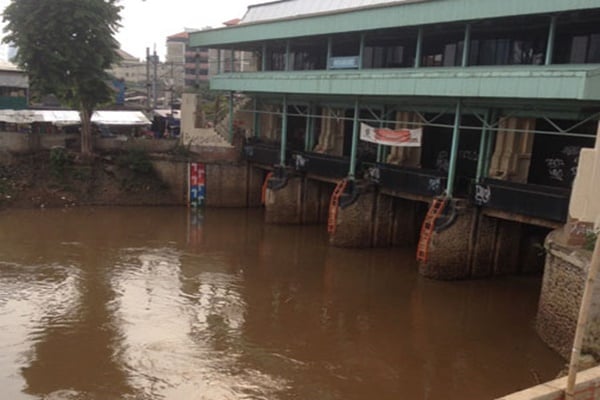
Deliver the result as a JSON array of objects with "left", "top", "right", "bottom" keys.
[
  {"left": 265, "top": 177, "right": 303, "bottom": 224},
  {"left": 493, "top": 220, "right": 522, "bottom": 275},
  {"left": 247, "top": 166, "right": 265, "bottom": 208},
  {"left": 206, "top": 163, "right": 249, "bottom": 207},
  {"left": 372, "top": 193, "right": 394, "bottom": 247},
  {"left": 497, "top": 365, "right": 600, "bottom": 400},
  {"left": 151, "top": 160, "right": 187, "bottom": 204},
  {"left": 391, "top": 197, "right": 422, "bottom": 248},
  {"left": 330, "top": 191, "right": 376, "bottom": 248},
  {"left": 419, "top": 205, "right": 475, "bottom": 280},
  {"left": 536, "top": 230, "right": 600, "bottom": 360},
  {"left": 470, "top": 213, "right": 498, "bottom": 277},
  {"left": 301, "top": 178, "right": 324, "bottom": 224}
]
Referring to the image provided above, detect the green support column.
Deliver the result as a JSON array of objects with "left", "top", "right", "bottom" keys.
[
  {"left": 261, "top": 43, "right": 267, "bottom": 71},
  {"left": 326, "top": 37, "right": 332, "bottom": 70},
  {"left": 228, "top": 91, "right": 234, "bottom": 143},
  {"left": 348, "top": 99, "right": 360, "bottom": 179},
  {"left": 285, "top": 40, "right": 291, "bottom": 71},
  {"left": 216, "top": 49, "right": 221, "bottom": 74},
  {"left": 280, "top": 96, "right": 288, "bottom": 166},
  {"left": 359, "top": 33, "right": 365, "bottom": 69},
  {"left": 483, "top": 112, "right": 498, "bottom": 179},
  {"left": 475, "top": 110, "right": 491, "bottom": 183},
  {"left": 446, "top": 101, "right": 462, "bottom": 198},
  {"left": 545, "top": 16, "right": 557, "bottom": 65},
  {"left": 253, "top": 98, "right": 260, "bottom": 138},
  {"left": 376, "top": 108, "right": 385, "bottom": 163},
  {"left": 308, "top": 105, "right": 317, "bottom": 151},
  {"left": 304, "top": 104, "right": 312, "bottom": 152},
  {"left": 461, "top": 23, "right": 471, "bottom": 67},
  {"left": 414, "top": 27, "right": 423, "bottom": 68}
]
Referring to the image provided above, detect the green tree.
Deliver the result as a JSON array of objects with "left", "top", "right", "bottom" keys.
[{"left": 3, "top": 0, "right": 122, "bottom": 156}]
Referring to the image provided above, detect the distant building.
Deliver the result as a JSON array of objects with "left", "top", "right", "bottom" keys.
[
  {"left": 0, "top": 60, "right": 28, "bottom": 109},
  {"left": 166, "top": 30, "right": 210, "bottom": 89},
  {"left": 108, "top": 49, "right": 169, "bottom": 85}
]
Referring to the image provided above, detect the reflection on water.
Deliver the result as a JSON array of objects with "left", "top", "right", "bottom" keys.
[{"left": 0, "top": 207, "right": 563, "bottom": 399}]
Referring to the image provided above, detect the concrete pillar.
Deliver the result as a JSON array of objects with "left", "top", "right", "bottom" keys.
[
  {"left": 371, "top": 193, "right": 394, "bottom": 247},
  {"left": 492, "top": 220, "right": 522, "bottom": 275},
  {"left": 265, "top": 176, "right": 303, "bottom": 224},
  {"left": 470, "top": 213, "right": 498, "bottom": 278},
  {"left": 205, "top": 163, "right": 249, "bottom": 207},
  {"left": 386, "top": 111, "right": 422, "bottom": 167},
  {"left": 488, "top": 116, "right": 535, "bottom": 183},
  {"left": 301, "top": 178, "right": 322, "bottom": 224},
  {"left": 420, "top": 205, "right": 525, "bottom": 280},
  {"left": 247, "top": 166, "right": 265, "bottom": 208},
  {"left": 419, "top": 204, "right": 475, "bottom": 280},
  {"left": 391, "top": 197, "right": 422, "bottom": 247},
  {"left": 330, "top": 191, "right": 377, "bottom": 248}
]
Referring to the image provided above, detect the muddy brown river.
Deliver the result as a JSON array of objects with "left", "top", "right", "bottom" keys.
[{"left": 0, "top": 207, "right": 563, "bottom": 399}]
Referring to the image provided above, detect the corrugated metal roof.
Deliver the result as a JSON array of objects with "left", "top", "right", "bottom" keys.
[{"left": 241, "top": 0, "right": 429, "bottom": 24}]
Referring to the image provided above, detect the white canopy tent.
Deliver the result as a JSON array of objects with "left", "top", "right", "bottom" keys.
[{"left": 0, "top": 110, "right": 151, "bottom": 126}]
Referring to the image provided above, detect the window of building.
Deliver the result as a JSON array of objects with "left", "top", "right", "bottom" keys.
[
  {"left": 363, "top": 28, "right": 417, "bottom": 69},
  {"left": 266, "top": 44, "right": 286, "bottom": 71},
  {"left": 553, "top": 10, "right": 600, "bottom": 64},
  {"left": 289, "top": 37, "right": 327, "bottom": 70},
  {"left": 421, "top": 25, "right": 465, "bottom": 67},
  {"left": 331, "top": 34, "right": 360, "bottom": 57},
  {"left": 469, "top": 16, "right": 548, "bottom": 66}
]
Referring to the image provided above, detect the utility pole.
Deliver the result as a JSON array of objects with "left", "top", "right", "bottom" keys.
[
  {"left": 152, "top": 48, "right": 158, "bottom": 110},
  {"left": 145, "top": 47, "right": 151, "bottom": 112}
]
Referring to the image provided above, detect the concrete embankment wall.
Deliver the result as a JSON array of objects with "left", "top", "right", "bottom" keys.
[
  {"left": 536, "top": 230, "right": 600, "bottom": 360},
  {"left": 498, "top": 365, "right": 600, "bottom": 400},
  {"left": 0, "top": 131, "right": 180, "bottom": 153}
]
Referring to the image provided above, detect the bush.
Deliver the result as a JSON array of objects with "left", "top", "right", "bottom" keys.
[
  {"left": 117, "top": 149, "right": 152, "bottom": 174},
  {"left": 585, "top": 230, "right": 599, "bottom": 252},
  {"left": 49, "top": 147, "right": 70, "bottom": 179}
]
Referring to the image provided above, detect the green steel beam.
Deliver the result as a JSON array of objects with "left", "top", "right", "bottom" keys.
[
  {"left": 359, "top": 33, "right": 365, "bottom": 70},
  {"left": 414, "top": 27, "right": 423, "bottom": 68},
  {"left": 190, "top": 0, "right": 600, "bottom": 47},
  {"left": 280, "top": 95, "right": 288, "bottom": 166},
  {"left": 261, "top": 43, "right": 267, "bottom": 71},
  {"left": 446, "top": 101, "right": 462, "bottom": 198},
  {"left": 304, "top": 103, "right": 312, "bottom": 151},
  {"left": 475, "top": 109, "right": 490, "bottom": 182},
  {"left": 376, "top": 108, "right": 385, "bottom": 163},
  {"left": 461, "top": 23, "right": 471, "bottom": 67},
  {"left": 285, "top": 40, "right": 291, "bottom": 71},
  {"left": 326, "top": 37, "right": 332, "bottom": 70},
  {"left": 349, "top": 99, "right": 360, "bottom": 179},
  {"left": 209, "top": 65, "right": 600, "bottom": 101},
  {"left": 217, "top": 50, "right": 221, "bottom": 74},
  {"left": 253, "top": 98, "right": 260, "bottom": 138},
  {"left": 483, "top": 110, "right": 498, "bottom": 180},
  {"left": 545, "top": 16, "right": 557, "bottom": 66},
  {"left": 228, "top": 91, "right": 234, "bottom": 142}
]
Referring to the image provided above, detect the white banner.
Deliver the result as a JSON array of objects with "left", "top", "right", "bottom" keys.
[{"left": 360, "top": 123, "right": 422, "bottom": 147}]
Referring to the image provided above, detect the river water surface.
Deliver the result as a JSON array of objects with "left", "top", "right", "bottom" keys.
[{"left": 0, "top": 207, "right": 563, "bottom": 400}]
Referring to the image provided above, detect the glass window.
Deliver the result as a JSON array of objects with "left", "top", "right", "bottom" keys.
[
  {"left": 553, "top": 10, "right": 600, "bottom": 64},
  {"left": 470, "top": 16, "right": 548, "bottom": 66},
  {"left": 421, "top": 25, "right": 464, "bottom": 67},
  {"left": 363, "top": 28, "right": 417, "bottom": 69}
]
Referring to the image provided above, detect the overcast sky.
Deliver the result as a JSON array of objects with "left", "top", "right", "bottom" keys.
[{"left": 0, "top": 0, "right": 254, "bottom": 61}]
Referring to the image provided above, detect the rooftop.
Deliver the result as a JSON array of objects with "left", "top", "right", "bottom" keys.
[{"left": 241, "top": 0, "right": 427, "bottom": 24}]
